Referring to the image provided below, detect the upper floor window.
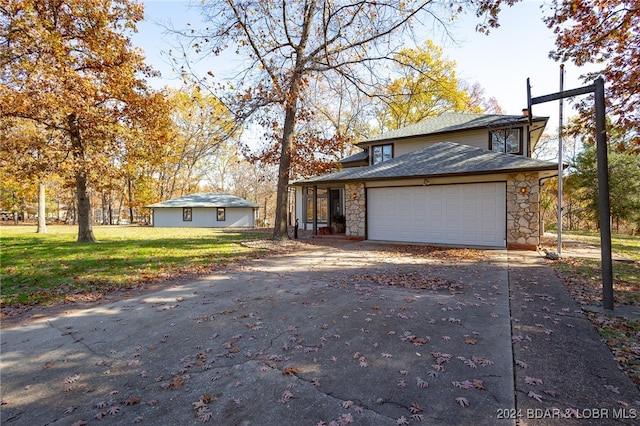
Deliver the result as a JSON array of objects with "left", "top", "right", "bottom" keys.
[
  {"left": 372, "top": 144, "right": 393, "bottom": 165},
  {"left": 489, "top": 128, "right": 522, "bottom": 155}
]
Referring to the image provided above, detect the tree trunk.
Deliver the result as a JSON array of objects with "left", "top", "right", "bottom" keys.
[
  {"left": 68, "top": 113, "right": 96, "bottom": 243},
  {"left": 101, "top": 192, "right": 107, "bottom": 224},
  {"left": 36, "top": 181, "right": 47, "bottom": 234},
  {"left": 272, "top": 100, "right": 298, "bottom": 240},
  {"left": 118, "top": 188, "right": 126, "bottom": 224},
  {"left": 128, "top": 178, "right": 135, "bottom": 224}
]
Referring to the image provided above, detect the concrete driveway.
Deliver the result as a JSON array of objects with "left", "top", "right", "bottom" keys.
[{"left": 1, "top": 240, "right": 638, "bottom": 425}]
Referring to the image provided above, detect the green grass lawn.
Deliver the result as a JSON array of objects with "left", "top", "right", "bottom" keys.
[
  {"left": 563, "top": 230, "right": 640, "bottom": 261},
  {"left": 0, "top": 225, "right": 268, "bottom": 306}
]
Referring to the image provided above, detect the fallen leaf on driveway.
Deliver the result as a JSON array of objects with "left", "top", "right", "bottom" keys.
[
  {"left": 396, "top": 416, "right": 409, "bottom": 425},
  {"left": 455, "top": 397, "right": 469, "bottom": 407},
  {"left": 282, "top": 366, "right": 300, "bottom": 376},
  {"left": 409, "top": 402, "right": 423, "bottom": 413},
  {"left": 528, "top": 391, "right": 543, "bottom": 402},
  {"left": 524, "top": 376, "right": 543, "bottom": 386}
]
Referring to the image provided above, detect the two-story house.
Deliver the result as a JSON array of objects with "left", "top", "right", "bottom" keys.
[{"left": 290, "top": 112, "right": 559, "bottom": 249}]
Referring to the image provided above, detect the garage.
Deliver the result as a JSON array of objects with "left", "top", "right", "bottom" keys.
[{"left": 367, "top": 182, "right": 506, "bottom": 247}]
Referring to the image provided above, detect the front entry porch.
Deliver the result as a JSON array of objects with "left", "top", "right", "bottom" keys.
[{"left": 293, "top": 185, "right": 346, "bottom": 236}]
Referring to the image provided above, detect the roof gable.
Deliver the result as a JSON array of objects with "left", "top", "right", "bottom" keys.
[
  {"left": 294, "top": 141, "right": 558, "bottom": 184},
  {"left": 147, "top": 193, "right": 259, "bottom": 208}
]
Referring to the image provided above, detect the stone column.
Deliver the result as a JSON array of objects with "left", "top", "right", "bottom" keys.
[
  {"left": 506, "top": 173, "right": 540, "bottom": 250},
  {"left": 344, "top": 183, "right": 366, "bottom": 240}
]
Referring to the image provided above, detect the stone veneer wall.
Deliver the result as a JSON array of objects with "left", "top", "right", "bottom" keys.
[
  {"left": 344, "top": 182, "right": 366, "bottom": 239},
  {"left": 506, "top": 173, "right": 540, "bottom": 249}
]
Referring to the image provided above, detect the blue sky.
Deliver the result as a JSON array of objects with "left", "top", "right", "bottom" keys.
[{"left": 131, "top": 0, "right": 602, "bottom": 137}]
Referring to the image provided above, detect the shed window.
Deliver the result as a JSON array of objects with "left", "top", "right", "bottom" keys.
[
  {"left": 183, "top": 208, "right": 192, "bottom": 221},
  {"left": 489, "top": 128, "right": 522, "bottom": 154},
  {"left": 217, "top": 208, "right": 226, "bottom": 221}
]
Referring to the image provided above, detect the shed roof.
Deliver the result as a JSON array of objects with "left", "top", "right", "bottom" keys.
[
  {"left": 147, "top": 193, "right": 259, "bottom": 208},
  {"left": 293, "top": 141, "right": 558, "bottom": 185}
]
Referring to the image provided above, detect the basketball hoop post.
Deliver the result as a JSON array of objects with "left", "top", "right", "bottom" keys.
[{"left": 526, "top": 77, "right": 613, "bottom": 311}]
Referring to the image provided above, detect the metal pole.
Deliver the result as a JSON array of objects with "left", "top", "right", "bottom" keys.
[
  {"left": 526, "top": 78, "right": 533, "bottom": 126},
  {"left": 558, "top": 65, "right": 564, "bottom": 256},
  {"left": 594, "top": 77, "right": 614, "bottom": 310}
]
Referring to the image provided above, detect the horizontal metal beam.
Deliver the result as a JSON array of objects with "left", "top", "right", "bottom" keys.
[{"left": 531, "top": 84, "right": 596, "bottom": 105}]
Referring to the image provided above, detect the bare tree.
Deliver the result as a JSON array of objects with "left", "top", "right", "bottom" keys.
[{"left": 182, "top": 0, "right": 500, "bottom": 239}]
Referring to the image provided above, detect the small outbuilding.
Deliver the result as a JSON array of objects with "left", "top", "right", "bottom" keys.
[{"left": 146, "top": 193, "right": 258, "bottom": 228}]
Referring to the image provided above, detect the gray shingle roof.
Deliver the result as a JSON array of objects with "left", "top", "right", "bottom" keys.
[
  {"left": 339, "top": 150, "right": 368, "bottom": 164},
  {"left": 293, "top": 142, "right": 558, "bottom": 184},
  {"left": 362, "top": 113, "right": 547, "bottom": 144},
  {"left": 146, "top": 193, "right": 259, "bottom": 208}
]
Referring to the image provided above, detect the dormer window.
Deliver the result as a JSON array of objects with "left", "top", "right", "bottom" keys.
[
  {"left": 372, "top": 144, "right": 393, "bottom": 165},
  {"left": 489, "top": 128, "right": 522, "bottom": 155}
]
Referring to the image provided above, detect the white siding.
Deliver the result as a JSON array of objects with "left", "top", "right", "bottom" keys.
[
  {"left": 378, "top": 129, "right": 490, "bottom": 159},
  {"left": 153, "top": 207, "right": 255, "bottom": 228},
  {"left": 368, "top": 182, "right": 506, "bottom": 247},
  {"left": 368, "top": 127, "right": 532, "bottom": 160}
]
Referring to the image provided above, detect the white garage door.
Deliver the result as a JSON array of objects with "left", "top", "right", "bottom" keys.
[{"left": 368, "top": 182, "right": 506, "bottom": 247}]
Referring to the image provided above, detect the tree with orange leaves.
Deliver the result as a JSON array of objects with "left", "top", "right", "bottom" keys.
[
  {"left": 1, "top": 0, "right": 172, "bottom": 241},
  {"left": 545, "top": 0, "right": 639, "bottom": 148},
  {"left": 475, "top": 0, "right": 639, "bottom": 148}
]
